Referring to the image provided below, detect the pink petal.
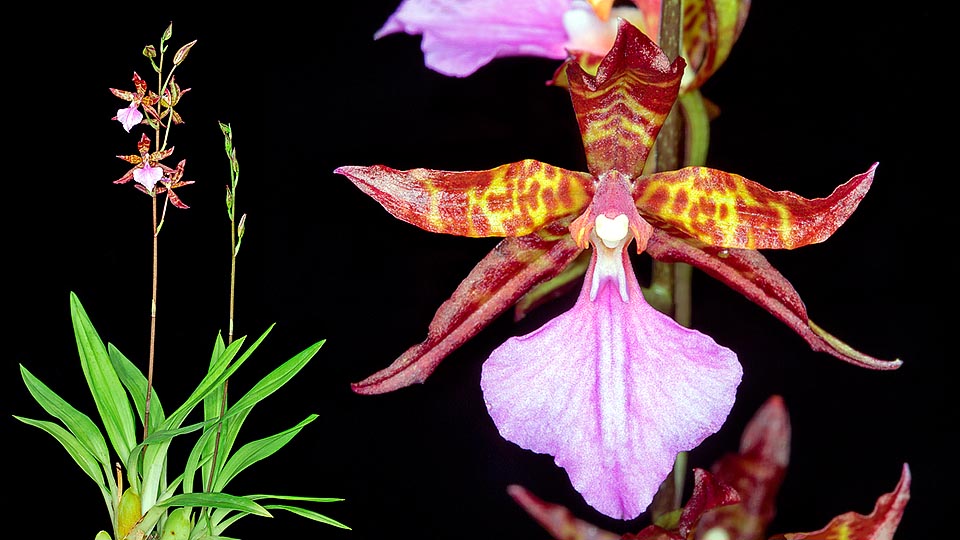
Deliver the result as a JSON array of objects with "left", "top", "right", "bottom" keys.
[
  {"left": 481, "top": 248, "right": 741, "bottom": 520},
  {"left": 116, "top": 103, "right": 142, "bottom": 132},
  {"left": 376, "top": 0, "right": 573, "bottom": 77},
  {"left": 133, "top": 162, "right": 162, "bottom": 192}
]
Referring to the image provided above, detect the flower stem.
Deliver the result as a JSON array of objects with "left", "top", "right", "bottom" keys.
[
  {"left": 649, "top": 0, "right": 692, "bottom": 516},
  {"left": 143, "top": 194, "right": 159, "bottom": 440}
]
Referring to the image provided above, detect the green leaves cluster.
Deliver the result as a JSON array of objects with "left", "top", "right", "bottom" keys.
[{"left": 16, "top": 292, "right": 348, "bottom": 539}]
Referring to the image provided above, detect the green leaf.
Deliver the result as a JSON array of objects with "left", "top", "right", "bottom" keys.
[
  {"left": 157, "top": 492, "right": 271, "bottom": 517},
  {"left": 125, "top": 420, "right": 218, "bottom": 504},
  {"left": 71, "top": 292, "right": 137, "bottom": 464},
  {"left": 228, "top": 340, "right": 324, "bottom": 414},
  {"left": 108, "top": 343, "right": 165, "bottom": 432},
  {"left": 263, "top": 504, "right": 350, "bottom": 530},
  {"left": 214, "top": 415, "right": 317, "bottom": 492},
  {"left": 182, "top": 423, "right": 220, "bottom": 495},
  {"left": 95, "top": 531, "right": 111, "bottom": 540},
  {"left": 13, "top": 416, "right": 114, "bottom": 512},
  {"left": 18, "top": 364, "right": 112, "bottom": 471},
  {"left": 211, "top": 339, "right": 324, "bottom": 483},
  {"left": 163, "top": 324, "right": 274, "bottom": 433},
  {"left": 161, "top": 335, "right": 247, "bottom": 431},
  {"left": 678, "top": 89, "right": 710, "bottom": 167}
]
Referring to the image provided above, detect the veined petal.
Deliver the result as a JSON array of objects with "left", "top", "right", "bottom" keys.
[
  {"left": 635, "top": 164, "right": 877, "bottom": 249},
  {"left": 375, "top": 0, "right": 572, "bottom": 77},
  {"left": 481, "top": 245, "right": 741, "bottom": 519},
  {"left": 682, "top": 0, "right": 752, "bottom": 91},
  {"left": 133, "top": 163, "right": 162, "bottom": 192},
  {"left": 775, "top": 464, "right": 911, "bottom": 540},
  {"left": 566, "top": 20, "right": 685, "bottom": 178},
  {"left": 352, "top": 220, "right": 582, "bottom": 395},
  {"left": 644, "top": 229, "right": 902, "bottom": 370},
  {"left": 335, "top": 160, "right": 594, "bottom": 237}
]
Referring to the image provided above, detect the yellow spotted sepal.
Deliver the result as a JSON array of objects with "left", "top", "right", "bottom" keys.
[
  {"left": 334, "top": 160, "right": 594, "bottom": 238},
  {"left": 634, "top": 164, "right": 877, "bottom": 249}
]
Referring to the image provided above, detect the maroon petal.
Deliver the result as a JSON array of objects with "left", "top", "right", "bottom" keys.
[
  {"left": 351, "top": 220, "right": 582, "bottom": 394},
  {"left": 644, "top": 230, "right": 901, "bottom": 371}
]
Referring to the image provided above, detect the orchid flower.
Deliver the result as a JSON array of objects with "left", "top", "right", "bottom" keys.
[
  {"left": 115, "top": 133, "right": 193, "bottom": 208},
  {"left": 336, "top": 21, "right": 899, "bottom": 519},
  {"left": 509, "top": 395, "right": 912, "bottom": 540},
  {"left": 110, "top": 72, "right": 158, "bottom": 132},
  {"left": 378, "top": 0, "right": 751, "bottom": 313}
]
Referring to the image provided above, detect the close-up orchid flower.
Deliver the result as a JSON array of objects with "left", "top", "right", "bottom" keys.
[{"left": 335, "top": 20, "right": 900, "bottom": 520}]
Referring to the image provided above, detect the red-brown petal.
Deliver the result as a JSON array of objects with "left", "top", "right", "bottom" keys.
[
  {"left": 772, "top": 464, "right": 911, "bottom": 540},
  {"left": 506, "top": 484, "right": 621, "bottom": 540},
  {"left": 335, "top": 160, "right": 594, "bottom": 238},
  {"left": 566, "top": 20, "right": 685, "bottom": 178},
  {"left": 695, "top": 395, "right": 791, "bottom": 539},
  {"left": 635, "top": 164, "right": 876, "bottom": 249},
  {"left": 644, "top": 230, "right": 901, "bottom": 370},
  {"left": 351, "top": 220, "right": 583, "bottom": 394},
  {"left": 677, "top": 469, "right": 741, "bottom": 538}
]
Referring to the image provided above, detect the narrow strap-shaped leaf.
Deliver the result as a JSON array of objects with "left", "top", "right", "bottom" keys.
[
  {"left": 19, "top": 364, "right": 112, "bottom": 470},
  {"left": 211, "top": 339, "right": 325, "bottom": 484},
  {"left": 335, "top": 160, "right": 594, "bottom": 237},
  {"left": 156, "top": 492, "right": 271, "bottom": 517},
  {"left": 163, "top": 324, "right": 277, "bottom": 431},
  {"left": 635, "top": 164, "right": 876, "bottom": 249},
  {"left": 352, "top": 220, "right": 583, "bottom": 394},
  {"left": 772, "top": 464, "right": 911, "bottom": 540},
  {"left": 214, "top": 415, "right": 318, "bottom": 492},
  {"left": 645, "top": 230, "right": 901, "bottom": 370},
  {"left": 227, "top": 340, "right": 324, "bottom": 414},
  {"left": 566, "top": 19, "right": 684, "bottom": 178},
  {"left": 13, "top": 416, "right": 108, "bottom": 492},
  {"left": 70, "top": 292, "right": 137, "bottom": 466},
  {"left": 262, "top": 505, "right": 350, "bottom": 530},
  {"left": 108, "top": 343, "right": 165, "bottom": 432}
]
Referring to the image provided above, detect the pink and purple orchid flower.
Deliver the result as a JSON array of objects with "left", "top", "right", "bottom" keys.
[{"left": 336, "top": 21, "right": 899, "bottom": 520}]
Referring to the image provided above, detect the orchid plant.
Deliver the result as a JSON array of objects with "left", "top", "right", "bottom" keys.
[
  {"left": 335, "top": 18, "right": 901, "bottom": 523},
  {"left": 15, "top": 23, "right": 347, "bottom": 540}
]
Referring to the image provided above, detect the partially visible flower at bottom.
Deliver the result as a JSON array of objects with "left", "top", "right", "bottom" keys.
[{"left": 508, "top": 395, "right": 911, "bottom": 540}]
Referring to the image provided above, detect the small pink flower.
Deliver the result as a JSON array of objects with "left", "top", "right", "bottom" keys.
[
  {"left": 116, "top": 102, "right": 144, "bottom": 132},
  {"left": 132, "top": 161, "right": 163, "bottom": 191}
]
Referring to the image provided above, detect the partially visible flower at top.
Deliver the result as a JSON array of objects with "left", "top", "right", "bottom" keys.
[
  {"left": 110, "top": 72, "right": 158, "bottom": 132},
  {"left": 376, "top": 0, "right": 749, "bottom": 93},
  {"left": 508, "top": 395, "right": 912, "bottom": 540},
  {"left": 115, "top": 133, "right": 193, "bottom": 208},
  {"left": 336, "top": 21, "right": 899, "bottom": 520}
]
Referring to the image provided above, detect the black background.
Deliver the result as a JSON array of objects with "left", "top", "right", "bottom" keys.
[{"left": 7, "top": 3, "right": 946, "bottom": 539}]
